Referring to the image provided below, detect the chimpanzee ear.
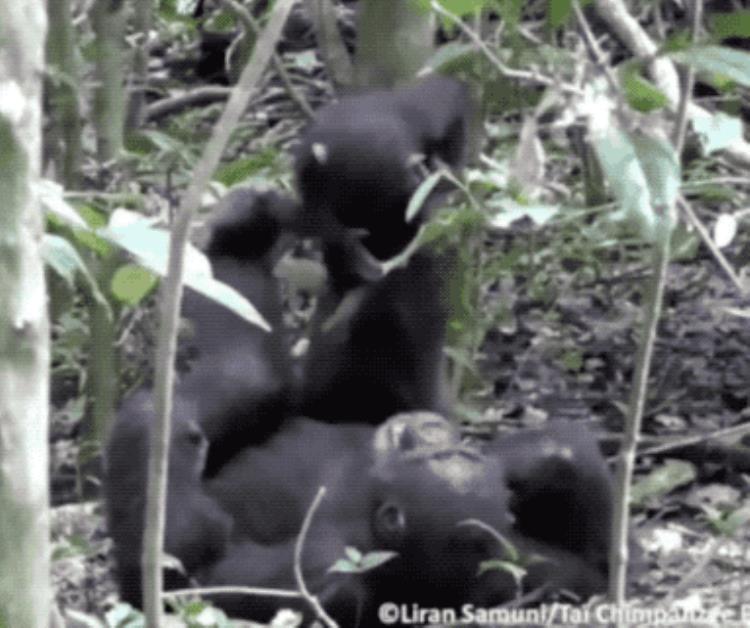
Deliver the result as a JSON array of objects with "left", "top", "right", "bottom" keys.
[{"left": 374, "top": 499, "right": 407, "bottom": 545}]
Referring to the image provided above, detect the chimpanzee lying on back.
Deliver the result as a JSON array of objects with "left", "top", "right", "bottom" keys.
[
  {"left": 181, "top": 189, "right": 299, "bottom": 473},
  {"left": 104, "top": 187, "right": 298, "bottom": 600},
  {"left": 201, "top": 414, "right": 611, "bottom": 624},
  {"left": 107, "top": 404, "right": 613, "bottom": 621},
  {"left": 105, "top": 188, "right": 298, "bottom": 605}
]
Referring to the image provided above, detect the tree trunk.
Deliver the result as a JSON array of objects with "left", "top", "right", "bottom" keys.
[
  {"left": 91, "top": 0, "right": 126, "bottom": 161},
  {"left": 126, "top": 0, "right": 153, "bottom": 131},
  {"left": 45, "top": 0, "right": 82, "bottom": 188},
  {"left": 0, "top": 2, "right": 52, "bottom": 627}
]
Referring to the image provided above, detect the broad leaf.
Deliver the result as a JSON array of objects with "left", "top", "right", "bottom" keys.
[
  {"left": 692, "top": 110, "right": 744, "bottom": 154},
  {"left": 110, "top": 264, "right": 159, "bottom": 306},
  {"left": 670, "top": 45, "right": 750, "bottom": 87},
  {"left": 42, "top": 234, "right": 112, "bottom": 317}
]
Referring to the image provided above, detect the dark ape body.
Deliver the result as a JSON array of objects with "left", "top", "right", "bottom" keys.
[
  {"left": 202, "top": 415, "right": 610, "bottom": 624},
  {"left": 295, "top": 76, "right": 473, "bottom": 260},
  {"left": 104, "top": 390, "right": 232, "bottom": 608},
  {"left": 298, "top": 251, "right": 451, "bottom": 423},
  {"left": 212, "top": 186, "right": 452, "bottom": 425},
  {"left": 486, "top": 421, "right": 614, "bottom": 583},
  {"left": 184, "top": 189, "right": 297, "bottom": 472},
  {"left": 105, "top": 190, "right": 296, "bottom": 603},
  {"left": 202, "top": 414, "right": 517, "bottom": 624},
  {"left": 198, "top": 79, "right": 472, "bottom": 426},
  {"left": 288, "top": 76, "right": 475, "bottom": 420},
  {"left": 105, "top": 76, "right": 614, "bottom": 619}
]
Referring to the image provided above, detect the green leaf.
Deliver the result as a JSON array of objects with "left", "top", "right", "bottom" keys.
[
  {"left": 489, "top": 199, "right": 559, "bottom": 229},
  {"left": 328, "top": 558, "right": 360, "bottom": 574},
  {"left": 37, "top": 179, "right": 87, "bottom": 228},
  {"left": 710, "top": 10, "right": 750, "bottom": 40},
  {"left": 620, "top": 64, "right": 670, "bottom": 112},
  {"left": 359, "top": 550, "right": 399, "bottom": 571},
  {"left": 421, "top": 42, "right": 478, "bottom": 75},
  {"left": 718, "top": 504, "right": 750, "bottom": 537},
  {"left": 214, "top": 149, "right": 281, "bottom": 186},
  {"left": 42, "top": 234, "right": 112, "bottom": 317},
  {"left": 110, "top": 264, "right": 158, "bottom": 306},
  {"left": 289, "top": 51, "right": 318, "bottom": 72},
  {"left": 72, "top": 205, "right": 113, "bottom": 257},
  {"left": 588, "top": 109, "right": 678, "bottom": 243},
  {"left": 105, "top": 602, "right": 145, "bottom": 628},
  {"left": 406, "top": 171, "right": 444, "bottom": 223},
  {"left": 42, "top": 234, "right": 88, "bottom": 289},
  {"left": 66, "top": 609, "right": 105, "bottom": 628},
  {"left": 101, "top": 210, "right": 269, "bottom": 331},
  {"left": 560, "top": 349, "right": 583, "bottom": 372},
  {"left": 691, "top": 110, "right": 744, "bottom": 154},
  {"left": 669, "top": 45, "right": 750, "bottom": 88},
  {"left": 345, "top": 546, "right": 363, "bottom": 563},
  {"left": 547, "top": 0, "right": 573, "bottom": 29},
  {"left": 631, "top": 459, "right": 697, "bottom": 506},
  {"left": 431, "top": 0, "right": 488, "bottom": 17},
  {"left": 630, "top": 131, "right": 680, "bottom": 224},
  {"left": 669, "top": 223, "right": 700, "bottom": 262},
  {"left": 684, "top": 182, "right": 737, "bottom": 203}
]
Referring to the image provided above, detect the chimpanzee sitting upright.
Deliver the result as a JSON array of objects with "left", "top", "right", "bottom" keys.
[
  {"left": 291, "top": 76, "right": 474, "bottom": 422},
  {"left": 209, "top": 78, "right": 473, "bottom": 425},
  {"left": 294, "top": 75, "right": 474, "bottom": 261},
  {"left": 214, "top": 180, "right": 453, "bottom": 425}
]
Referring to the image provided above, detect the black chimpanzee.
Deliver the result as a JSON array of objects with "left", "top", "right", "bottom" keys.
[
  {"left": 213, "top": 182, "right": 453, "bottom": 425},
  {"left": 485, "top": 421, "right": 614, "bottom": 586},
  {"left": 104, "top": 390, "right": 233, "bottom": 608},
  {"left": 182, "top": 188, "right": 298, "bottom": 473},
  {"left": 200, "top": 412, "right": 514, "bottom": 624},
  {"left": 201, "top": 413, "right": 611, "bottom": 624},
  {"left": 294, "top": 75, "right": 473, "bottom": 261},
  {"left": 105, "top": 189, "right": 297, "bottom": 602},
  {"left": 204, "top": 77, "right": 472, "bottom": 425}
]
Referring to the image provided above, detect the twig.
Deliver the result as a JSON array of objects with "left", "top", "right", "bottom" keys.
[
  {"left": 610, "top": 231, "right": 671, "bottom": 608},
  {"left": 639, "top": 419, "right": 750, "bottom": 458},
  {"left": 683, "top": 176, "right": 750, "bottom": 188},
  {"left": 294, "top": 487, "right": 338, "bottom": 628},
  {"left": 164, "top": 585, "right": 303, "bottom": 600},
  {"left": 672, "top": 0, "right": 702, "bottom": 153},
  {"left": 311, "top": 0, "right": 354, "bottom": 89},
  {"left": 573, "top": 0, "right": 618, "bottom": 91},
  {"left": 429, "top": 0, "right": 581, "bottom": 96},
  {"left": 677, "top": 195, "right": 746, "bottom": 295},
  {"left": 220, "top": 0, "right": 314, "bottom": 119},
  {"left": 145, "top": 86, "right": 231, "bottom": 121}
]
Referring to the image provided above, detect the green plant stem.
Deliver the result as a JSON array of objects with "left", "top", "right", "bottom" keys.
[{"left": 609, "top": 238, "right": 670, "bottom": 607}]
